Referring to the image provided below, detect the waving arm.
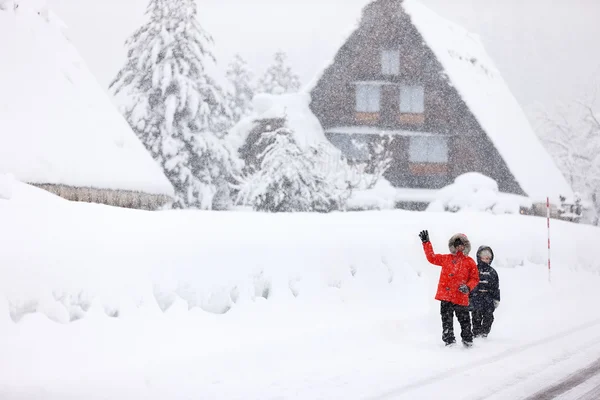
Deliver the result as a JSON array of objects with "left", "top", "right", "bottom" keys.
[{"left": 422, "top": 241, "right": 445, "bottom": 266}]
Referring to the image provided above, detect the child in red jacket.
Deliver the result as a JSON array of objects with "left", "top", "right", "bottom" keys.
[{"left": 419, "top": 230, "right": 479, "bottom": 347}]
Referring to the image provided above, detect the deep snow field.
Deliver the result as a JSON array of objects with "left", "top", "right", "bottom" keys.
[{"left": 1, "top": 179, "right": 600, "bottom": 399}]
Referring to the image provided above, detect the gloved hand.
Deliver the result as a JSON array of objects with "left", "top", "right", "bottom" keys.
[
  {"left": 494, "top": 300, "right": 500, "bottom": 309},
  {"left": 458, "top": 284, "right": 469, "bottom": 294},
  {"left": 418, "top": 230, "right": 430, "bottom": 243}
]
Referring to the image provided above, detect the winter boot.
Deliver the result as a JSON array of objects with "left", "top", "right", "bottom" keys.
[{"left": 462, "top": 340, "right": 473, "bottom": 348}]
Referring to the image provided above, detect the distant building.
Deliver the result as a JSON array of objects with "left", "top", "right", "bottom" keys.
[
  {"left": 0, "top": 5, "right": 173, "bottom": 209},
  {"left": 308, "top": 0, "right": 572, "bottom": 209}
]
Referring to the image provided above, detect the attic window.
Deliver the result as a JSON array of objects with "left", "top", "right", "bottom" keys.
[
  {"left": 381, "top": 50, "right": 400, "bottom": 75},
  {"left": 400, "top": 85, "right": 424, "bottom": 113},
  {"left": 355, "top": 84, "right": 381, "bottom": 112}
]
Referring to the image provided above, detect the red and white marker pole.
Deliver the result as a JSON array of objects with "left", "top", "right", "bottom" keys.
[{"left": 547, "top": 196, "right": 551, "bottom": 283}]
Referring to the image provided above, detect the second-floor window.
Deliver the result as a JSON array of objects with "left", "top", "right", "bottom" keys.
[
  {"left": 381, "top": 49, "right": 400, "bottom": 75},
  {"left": 356, "top": 84, "right": 381, "bottom": 112},
  {"left": 400, "top": 85, "right": 425, "bottom": 113}
]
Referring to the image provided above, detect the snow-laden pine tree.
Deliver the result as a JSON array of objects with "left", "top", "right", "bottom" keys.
[
  {"left": 110, "top": 0, "right": 240, "bottom": 209},
  {"left": 256, "top": 51, "right": 301, "bottom": 95},
  {"left": 236, "top": 126, "right": 347, "bottom": 212},
  {"left": 225, "top": 54, "right": 254, "bottom": 124}
]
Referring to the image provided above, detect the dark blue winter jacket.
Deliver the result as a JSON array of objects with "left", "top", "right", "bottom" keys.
[{"left": 469, "top": 246, "right": 500, "bottom": 312}]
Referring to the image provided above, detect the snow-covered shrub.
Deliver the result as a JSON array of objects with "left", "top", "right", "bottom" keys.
[
  {"left": 352, "top": 135, "right": 393, "bottom": 189},
  {"left": 236, "top": 127, "right": 347, "bottom": 212},
  {"left": 230, "top": 92, "right": 392, "bottom": 212},
  {"left": 426, "top": 172, "right": 525, "bottom": 214},
  {"left": 346, "top": 178, "right": 397, "bottom": 211}
]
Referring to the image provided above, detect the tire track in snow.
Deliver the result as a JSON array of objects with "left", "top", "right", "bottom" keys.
[
  {"left": 365, "top": 317, "right": 600, "bottom": 400},
  {"left": 578, "top": 379, "right": 600, "bottom": 400},
  {"left": 472, "top": 337, "right": 600, "bottom": 400},
  {"left": 524, "top": 358, "right": 600, "bottom": 400}
]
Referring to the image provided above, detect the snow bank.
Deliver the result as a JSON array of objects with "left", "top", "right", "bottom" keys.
[
  {"left": 347, "top": 178, "right": 398, "bottom": 210},
  {"left": 427, "top": 172, "right": 532, "bottom": 214},
  {"left": 1, "top": 182, "right": 600, "bottom": 398},
  {"left": 0, "top": 180, "right": 597, "bottom": 325},
  {"left": 228, "top": 92, "right": 330, "bottom": 152},
  {"left": 0, "top": 6, "right": 172, "bottom": 197},
  {"left": 403, "top": 0, "right": 572, "bottom": 203},
  {"left": 0, "top": 174, "right": 14, "bottom": 200}
]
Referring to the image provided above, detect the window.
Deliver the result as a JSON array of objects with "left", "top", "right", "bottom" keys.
[
  {"left": 381, "top": 49, "right": 400, "bottom": 75},
  {"left": 356, "top": 84, "right": 381, "bottom": 112},
  {"left": 400, "top": 85, "right": 425, "bottom": 113},
  {"left": 409, "top": 136, "right": 448, "bottom": 163},
  {"left": 327, "top": 133, "right": 370, "bottom": 162}
]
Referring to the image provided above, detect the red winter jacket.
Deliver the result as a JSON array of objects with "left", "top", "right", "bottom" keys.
[{"left": 423, "top": 241, "right": 479, "bottom": 306}]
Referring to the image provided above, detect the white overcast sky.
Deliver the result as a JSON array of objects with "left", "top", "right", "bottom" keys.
[{"left": 48, "top": 0, "right": 600, "bottom": 123}]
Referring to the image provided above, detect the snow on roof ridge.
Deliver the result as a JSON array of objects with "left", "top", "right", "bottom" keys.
[
  {"left": 0, "top": 7, "right": 173, "bottom": 197},
  {"left": 402, "top": 0, "right": 572, "bottom": 202},
  {"left": 228, "top": 92, "right": 334, "bottom": 153}
]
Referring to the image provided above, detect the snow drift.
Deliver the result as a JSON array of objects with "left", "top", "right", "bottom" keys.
[
  {"left": 1, "top": 178, "right": 600, "bottom": 399},
  {"left": 427, "top": 172, "right": 532, "bottom": 214},
  {"left": 0, "top": 176, "right": 598, "bottom": 324}
]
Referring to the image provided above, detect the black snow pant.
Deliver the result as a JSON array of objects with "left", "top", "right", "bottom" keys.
[
  {"left": 472, "top": 309, "right": 495, "bottom": 337},
  {"left": 440, "top": 301, "right": 473, "bottom": 344}
]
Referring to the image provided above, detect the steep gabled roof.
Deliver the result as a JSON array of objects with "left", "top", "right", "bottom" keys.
[
  {"left": 307, "top": 0, "right": 572, "bottom": 203},
  {"left": 0, "top": 5, "right": 173, "bottom": 197},
  {"left": 402, "top": 0, "right": 571, "bottom": 202}
]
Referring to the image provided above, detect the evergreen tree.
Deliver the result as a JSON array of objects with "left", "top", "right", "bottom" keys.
[
  {"left": 225, "top": 54, "right": 255, "bottom": 124},
  {"left": 237, "top": 126, "right": 346, "bottom": 212},
  {"left": 110, "top": 0, "right": 240, "bottom": 209},
  {"left": 256, "top": 51, "right": 301, "bottom": 95}
]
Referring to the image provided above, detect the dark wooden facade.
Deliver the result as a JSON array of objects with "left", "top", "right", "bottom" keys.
[{"left": 309, "top": 0, "right": 524, "bottom": 195}]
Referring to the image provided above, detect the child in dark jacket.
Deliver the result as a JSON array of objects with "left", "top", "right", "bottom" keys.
[{"left": 469, "top": 245, "right": 500, "bottom": 338}]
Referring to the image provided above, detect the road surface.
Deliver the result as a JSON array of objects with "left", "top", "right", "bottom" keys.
[{"left": 526, "top": 358, "right": 600, "bottom": 400}]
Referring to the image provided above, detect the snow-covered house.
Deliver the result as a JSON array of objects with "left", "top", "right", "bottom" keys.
[
  {"left": 308, "top": 0, "right": 572, "bottom": 210},
  {"left": 0, "top": 4, "right": 173, "bottom": 209}
]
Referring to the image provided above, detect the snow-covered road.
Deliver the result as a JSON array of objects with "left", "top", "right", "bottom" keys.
[
  {"left": 526, "top": 359, "right": 600, "bottom": 400},
  {"left": 3, "top": 265, "right": 600, "bottom": 400}
]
